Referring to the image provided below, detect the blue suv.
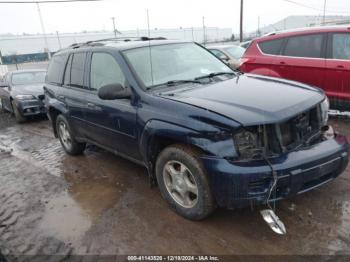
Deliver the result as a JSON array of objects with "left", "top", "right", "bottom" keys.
[{"left": 44, "top": 38, "right": 349, "bottom": 220}]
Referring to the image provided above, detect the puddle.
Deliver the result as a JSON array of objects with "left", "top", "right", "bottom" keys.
[{"left": 39, "top": 192, "right": 92, "bottom": 246}]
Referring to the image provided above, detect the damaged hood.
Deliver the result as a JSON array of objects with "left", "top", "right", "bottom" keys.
[{"left": 160, "top": 74, "right": 325, "bottom": 126}]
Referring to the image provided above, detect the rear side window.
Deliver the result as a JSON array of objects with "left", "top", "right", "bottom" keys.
[
  {"left": 70, "top": 53, "right": 86, "bottom": 88},
  {"left": 332, "top": 33, "right": 350, "bottom": 60},
  {"left": 258, "top": 39, "right": 284, "bottom": 55},
  {"left": 47, "top": 55, "right": 66, "bottom": 84},
  {"left": 284, "top": 34, "right": 323, "bottom": 58}
]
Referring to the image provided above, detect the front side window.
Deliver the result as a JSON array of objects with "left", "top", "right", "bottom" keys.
[
  {"left": 283, "top": 34, "right": 323, "bottom": 58},
  {"left": 90, "top": 53, "right": 126, "bottom": 91},
  {"left": 332, "top": 33, "right": 350, "bottom": 60},
  {"left": 258, "top": 38, "right": 284, "bottom": 55},
  {"left": 11, "top": 71, "right": 46, "bottom": 85},
  {"left": 123, "top": 43, "right": 232, "bottom": 88}
]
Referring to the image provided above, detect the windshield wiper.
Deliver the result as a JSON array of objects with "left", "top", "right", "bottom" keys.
[
  {"left": 146, "top": 80, "right": 201, "bottom": 90},
  {"left": 194, "top": 72, "right": 236, "bottom": 80}
]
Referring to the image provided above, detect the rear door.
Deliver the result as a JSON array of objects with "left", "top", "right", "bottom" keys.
[
  {"left": 61, "top": 52, "right": 89, "bottom": 138},
  {"left": 254, "top": 38, "right": 288, "bottom": 78},
  {"left": 83, "top": 51, "right": 140, "bottom": 160},
  {"left": 325, "top": 32, "right": 350, "bottom": 107},
  {"left": 276, "top": 33, "right": 326, "bottom": 89}
]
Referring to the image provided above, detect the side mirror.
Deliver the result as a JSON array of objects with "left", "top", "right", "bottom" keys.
[{"left": 98, "top": 83, "right": 131, "bottom": 100}]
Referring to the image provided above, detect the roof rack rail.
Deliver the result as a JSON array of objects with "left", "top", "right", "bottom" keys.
[{"left": 68, "top": 36, "right": 167, "bottom": 49}]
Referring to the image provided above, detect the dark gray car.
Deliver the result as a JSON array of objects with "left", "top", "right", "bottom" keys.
[{"left": 0, "top": 69, "right": 47, "bottom": 123}]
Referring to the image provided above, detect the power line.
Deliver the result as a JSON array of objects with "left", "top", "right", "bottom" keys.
[
  {"left": 0, "top": 0, "right": 102, "bottom": 3},
  {"left": 282, "top": 0, "right": 350, "bottom": 14}
]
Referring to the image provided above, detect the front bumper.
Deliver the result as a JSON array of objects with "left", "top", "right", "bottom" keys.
[
  {"left": 202, "top": 134, "right": 349, "bottom": 209},
  {"left": 15, "top": 99, "right": 46, "bottom": 116}
]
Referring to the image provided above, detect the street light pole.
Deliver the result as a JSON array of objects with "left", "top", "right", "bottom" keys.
[
  {"left": 111, "top": 17, "right": 117, "bottom": 38},
  {"left": 202, "top": 16, "right": 206, "bottom": 45},
  {"left": 322, "top": 0, "right": 327, "bottom": 25},
  {"left": 240, "top": 0, "right": 243, "bottom": 42},
  {"left": 56, "top": 31, "right": 62, "bottom": 49},
  {"left": 147, "top": 9, "right": 151, "bottom": 38},
  {"left": 36, "top": 2, "right": 51, "bottom": 59}
]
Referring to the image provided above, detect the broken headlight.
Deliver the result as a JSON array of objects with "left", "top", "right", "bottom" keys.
[
  {"left": 234, "top": 128, "right": 264, "bottom": 160},
  {"left": 320, "top": 97, "right": 329, "bottom": 126}
]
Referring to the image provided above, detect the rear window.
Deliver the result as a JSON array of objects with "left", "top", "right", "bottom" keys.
[
  {"left": 283, "top": 34, "right": 323, "bottom": 58},
  {"left": 258, "top": 39, "right": 284, "bottom": 55},
  {"left": 47, "top": 55, "right": 66, "bottom": 84}
]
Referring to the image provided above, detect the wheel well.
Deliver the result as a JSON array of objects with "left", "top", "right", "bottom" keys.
[
  {"left": 48, "top": 107, "right": 62, "bottom": 137},
  {"left": 148, "top": 136, "right": 204, "bottom": 179}
]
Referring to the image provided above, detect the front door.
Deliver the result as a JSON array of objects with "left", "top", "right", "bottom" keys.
[
  {"left": 83, "top": 51, "right": 140, "bottom": 160},
  {"left": 275, "top": 33, "right": 326, "bottom": 90}
]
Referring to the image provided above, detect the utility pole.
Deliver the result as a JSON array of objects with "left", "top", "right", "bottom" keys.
[
  {"left": 191, "top": 27, "right": 194, "bottom": 41},
  {"left": 202, "top": 16, "right": 206, "bottom": 45},
  {"left": 36, "top": 2, "right": 51, "bottom": 59},
  {"left": 322, "top": 0, "right": 327, "bottom": 25},
  {"left": 257, "top": 16, "right": 260, "bottom": 37},
  {"left": 240, "top": 0, "right": 243, "bottom": 42},
  {"left": 56, "top": 31, "right": 62, "bottom": 49},
  {"left": 111, "top": 17, "right": 117, "bottom": 38}
]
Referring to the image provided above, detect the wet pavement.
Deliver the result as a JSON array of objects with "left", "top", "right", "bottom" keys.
[{"left": 0, "top": 110, "right": 350, "bottom": 258}]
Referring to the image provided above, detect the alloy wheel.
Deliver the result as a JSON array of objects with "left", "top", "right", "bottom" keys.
[{"left": 163, "top": 160, "right": 199, "bottom": 208}]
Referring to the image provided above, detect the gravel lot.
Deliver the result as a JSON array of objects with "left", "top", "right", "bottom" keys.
[{"left": 0, "top": 108, "right": 349, "bottom": 260}]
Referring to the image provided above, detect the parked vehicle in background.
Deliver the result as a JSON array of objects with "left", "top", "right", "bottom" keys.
[
  {"left": 240, "top": 27, "right": 350, "bottom": 110},
  {"left": 208, "top": 44, "right": 246, "bottom": 69},
  {"left": 44, "top": 38, "right": 348, "bottom": 220},
  {"left": 240, "top": 40, "right": 251, "bottom": 49},
  {"left": 0, "top": 69, "right": 47, "bottom": 123}
]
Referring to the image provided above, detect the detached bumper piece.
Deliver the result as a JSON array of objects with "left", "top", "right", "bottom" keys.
[
  {"left": 202, "top": 134, "right": 349, "bottom": 209},
  {"left": 17, "top": 98, "right": 46, "bottom": 116}
]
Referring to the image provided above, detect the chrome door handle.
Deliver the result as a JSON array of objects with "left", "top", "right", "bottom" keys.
[{"left": 57, "top": 95, "right": 65, "bottom": 100}]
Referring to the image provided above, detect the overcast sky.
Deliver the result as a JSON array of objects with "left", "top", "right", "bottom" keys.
[{"left": 0, "top": 0, "right": 349, "bottom": 35}]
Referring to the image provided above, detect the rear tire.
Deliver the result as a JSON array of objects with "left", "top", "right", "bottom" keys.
[
  {"left": 56, "top": 114, "right": 86, "bottom": 155},
  {"left": 155, "top": 145, "right": 216, "bottom": 220},
  {"left": 11, "top": 100, "right": 26, "bottom": 123}
]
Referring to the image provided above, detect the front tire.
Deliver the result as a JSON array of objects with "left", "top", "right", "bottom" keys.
[
  {"left": 56, "top": 114, "right": 85, "bottom": 155},
  {"left": 11, "top": 100, "right": 26, "bottom": 123},
  {"left": 155, "top": 145, "right": 216, "bottom": 220}
]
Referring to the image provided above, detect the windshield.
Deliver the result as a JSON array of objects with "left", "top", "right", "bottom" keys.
[
  {"left": 11, "top": 71, "right": 46, "bottom": 85},
  {"left": 123, "top": 43, "right": 233, "bottom": 89},
  {"left": 224, "top": 46, "right": 246, "bottom": 59}
]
